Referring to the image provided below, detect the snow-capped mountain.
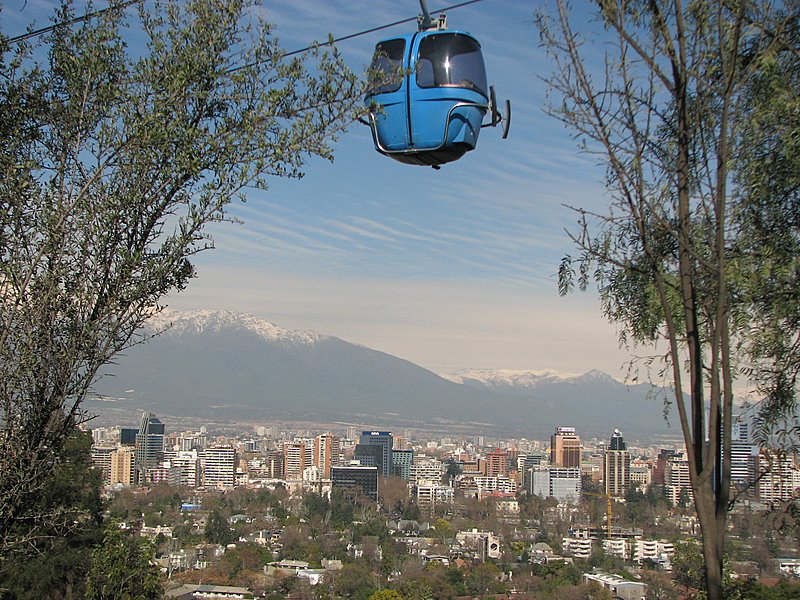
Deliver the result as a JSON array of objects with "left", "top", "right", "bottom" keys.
[
  {"left": 91, "top": 310, "right": 676, "bottom": 437},
  {"left": 443, "top": 368, "right": 623, "bottom": 393},
  {"left": 444, "top": 368, "right": 580, "bottom": 388},
  {"left": 146, "top": 309, "right": 323, "bottom": 346}
]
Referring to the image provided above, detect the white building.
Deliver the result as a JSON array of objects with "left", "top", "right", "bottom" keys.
[
  {"left": 529, "top": 466, "right": 581, "bottom": 504},
  {"left": 630, "top": 459, "right": 652, "bottom": 489},
  {"left": 633, "top": 539, "right": 675, "bottom": 569},
  {"left": 603, "top": 537, "right": 629, "bottom": 560},
  {"left": 583, "top": 572, "right": 647, "bottom": 600},
  {"left": 665, "top": 453, "right": 693, "bottom": 506},
  {"left": 168, "top": 450, "right": 200, "bottom": 487},
  {"left": 758, "top": 451, "right": 800, "bottom": 503},
  {"left": 202, "top": 445, "right": 236, "bottom": 488},
  {"left": 563, "top": 537, "right": 593, "bottom": 560},
  {"left": 415, "top": 483, "right": 454, "bottom": 508},
  {"left": 474, "top": 476, "right": 517, "bottom": 497},
  {"left": 410, "top": 457, "right": 444, "bottom": 485}
]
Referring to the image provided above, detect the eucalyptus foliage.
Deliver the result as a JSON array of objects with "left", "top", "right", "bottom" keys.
[{"left": 538, "top": 1, "right": 798, "bottom": 598}]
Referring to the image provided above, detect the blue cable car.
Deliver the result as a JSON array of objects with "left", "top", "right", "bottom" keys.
[{"left": 365, "top": 1, "right": 510, "bottom": 169}]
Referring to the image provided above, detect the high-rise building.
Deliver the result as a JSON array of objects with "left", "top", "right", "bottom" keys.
[
  {"left": 731, "top": 414, "right": 758, "bottom": 488},
  {"left": 652, "top": 449, "right": 676, "bottom": 486},
  {"left": 529, "top": 466, "right": 581, "bottom": 503},
  {"left": 757, "top": 451, "right": 800, "bottom": 504},
  {"left": 120, "top": 427, "right": 138, "bottom": 446},
  {"left": 550, "top": 467, "right": 582, "bottom": 503},
  {"left": 519, "top": 451, "right": 547, "bottom": 473},
  {"left": 356, "top": 431, "right": 393, "bottom": 478},
  {"left": 314, "top": 433, "right": 340, "bottom": 479},
  {"left": 604, "top": 429, "right": 631, "bottom": 497},
  {"left": 265, "top": 450, "right": 284, "bottom": 479},
  {"left": 91, "top": 445, "right": 116, "bottom": 485},
  {"left": 331, "top": 465, "right": 379, "bottom": 501},
  {"left": 134, "top": 412, "right": 166, "bottom": 483},
  {"left": 202, "top": 445, "right": 236, "bottom": 488},
  {"left": 485, "top": 448, "right": 509, "bottom": 478},
  {"left": 283, "top": 442, "right": 308, "bottom": 480},
  {"left": 109, "top": 446, "right": 135, "bottom": 486},
  {"left": 392, "top": 448, "right": 414, "bottom": 480},
  {"left": 410, "top": 456, "right": 444, "bottom": 485},
  {"left": 170, "top": 450, "right": 200, "bottom": 487},
  {"left": 665, "top": 452, "right": 693, "bottom": 506},
  {"left": 550, "top": 426, "right": 581, "bottom": 468}
]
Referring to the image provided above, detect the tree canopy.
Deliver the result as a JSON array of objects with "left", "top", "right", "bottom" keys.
[
  {"left": 84, "top": 521, "right": 162, "bottom": 600},
  {"left": 0, "top": 0, "right": 363, "bottom": 559},
  {"left": 538, "top": 1, "right": 799, "bottom": 598}
]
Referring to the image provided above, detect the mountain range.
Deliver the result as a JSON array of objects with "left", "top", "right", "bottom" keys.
[{"left": 90, "top": 310, "right": 681, "bottom": 439}]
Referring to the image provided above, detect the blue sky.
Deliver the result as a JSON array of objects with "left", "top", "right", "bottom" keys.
[{"left": 4, "top": 0, "right": 636, "bottom": 376}]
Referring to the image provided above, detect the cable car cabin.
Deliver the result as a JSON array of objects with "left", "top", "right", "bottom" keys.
[{"left": 366, "top": 29, "right": 491, "bottom": 168}]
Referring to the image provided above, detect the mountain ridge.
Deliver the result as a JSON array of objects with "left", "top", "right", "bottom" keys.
[{"left": 91, "top": 309, "right": 677, "bottom": 438}]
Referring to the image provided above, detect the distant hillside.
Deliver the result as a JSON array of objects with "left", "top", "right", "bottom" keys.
[{"left": 91, "top": 310, "right": 677, "bottom": 438}]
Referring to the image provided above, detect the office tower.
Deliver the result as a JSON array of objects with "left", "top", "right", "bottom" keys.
[
  {"left": 550, "top": 426, "right": 582, "bottom": 467},
  {"left": 529, "top": 466, "right": 581, "bottom": 503},
  {"left": 265, "top": 450, "right": 284, "bottom": 479},
  {"left": 283, "top": 441, "right": 308, "bottom": 480},
  {"left": 519, "top": 451, "right": 547, "bottom": 472},
  {"left": 109, "top": 447, "right": 135, "bottom": 486},
  {"left": 314, "top": 433, "right": 340, "bottom": 479},
  {"left": 356, "top": 431, "right": 393, "bottom": 477},
  {"left": 134, "top": 412, "right": 166, "bottom": 483},
  {"left": 652, "top": 449, "right": 676, "bottom": 486},
  {"left": 202, "top": 445, "right": 236, "bottom": 488},
  {"left": 120, "top": 427, "right": 138, "bottom": 446},
  {"left": 730, "top": 414, "right": 758, "bottom": 487},
  {"left": 550, "top": 467, "right": 582, "bottom": 503},
  {"left": 331, "top": 465, "right": 379, "bottom": 501},
  {"left": 604, "top": 429, "right": 631, "bottom": 497},
  {"left": 392, "top": 448, "right": 414, "bottom": 480},
  {"left": 529, "top": 467, "right": 551, "bottom": 497},
  {"left": 354, "top": 443, "right": 383, "bottom": 471}
]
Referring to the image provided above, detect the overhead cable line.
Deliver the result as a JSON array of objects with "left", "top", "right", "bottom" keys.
[
  {"left": 6, "top": 0, "right": 487, "bottom": 57},
  {"left": 5, "top": 0, "right": 143, "bottom": 45},
  {"left": 280, "top": 0, "right": 486, "bottom": 58},
  {"left": 223, "top": 0, "right": 486, "bottom": 74}
]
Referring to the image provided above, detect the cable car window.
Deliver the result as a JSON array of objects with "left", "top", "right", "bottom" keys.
[
  {"left": 368, "top": 39, "right": 406, "bottom": 94},
  {"left": 416, "top": 34, "right": 487, "bottom": 96}
]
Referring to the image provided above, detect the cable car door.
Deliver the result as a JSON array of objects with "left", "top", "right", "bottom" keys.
[
  {"left": 367, "top": 38, "right": 410, "bottom": 152},
  {"left": 408, "top": 32, "right": 488, "bottom": 152}
]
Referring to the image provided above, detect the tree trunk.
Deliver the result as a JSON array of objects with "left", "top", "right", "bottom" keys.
[{"left": 694, "top": 486, "right": 725, "bottom": 600}]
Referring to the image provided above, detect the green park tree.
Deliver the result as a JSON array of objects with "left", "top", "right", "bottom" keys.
[
  {"left": 0, "top": 0, "right": 363, "bottom": 560},
  {"left": 0, "top": 429, "right": 103, "bottom": 597},
  {"left": 205, "top": 508, "right": 235, "bottom": 546},
  {"left": 333, "top": 561, "right": 378, "bottom": 600},
  {"left": 538, "top": 2, "right": 798, "bottom": 598},
  {"left": 84, "top": 520, "right": 162, "bottom": 600}
]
